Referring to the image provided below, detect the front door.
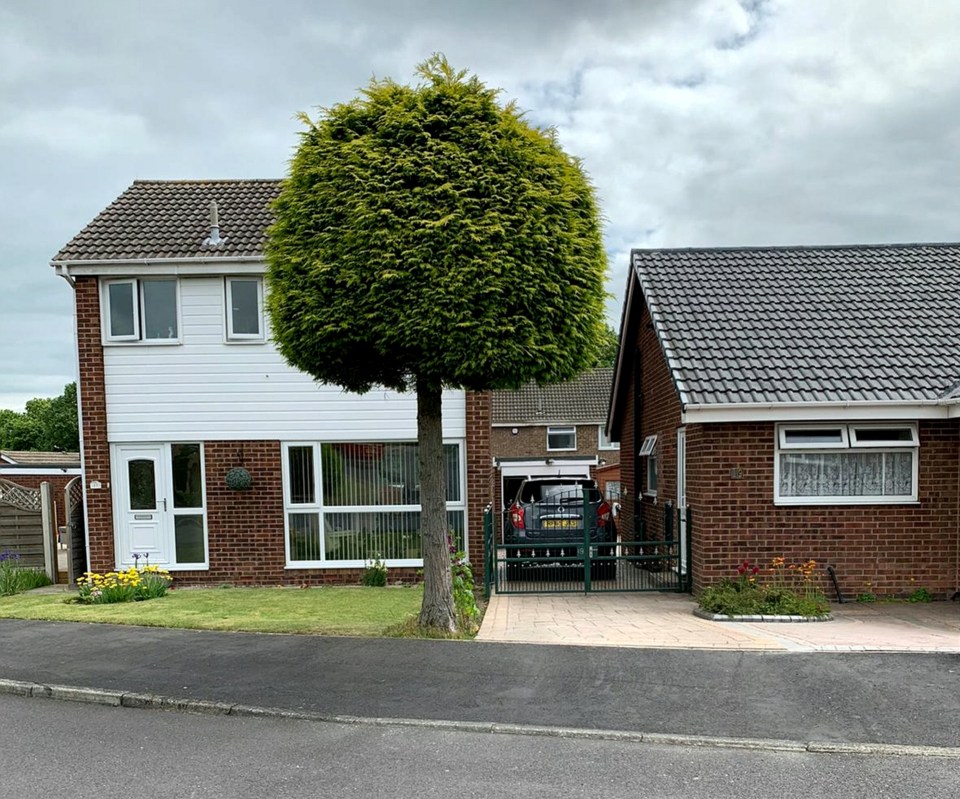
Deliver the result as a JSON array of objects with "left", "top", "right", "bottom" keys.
[
  {"left": 116, "top": 445, "right": 168, "bottom": 564},
  {"left": 676, "top": 427, "right": 688, "bottom": 575},
  {"left": 113, "top": 443, "right": 207, "bottom": 569}
]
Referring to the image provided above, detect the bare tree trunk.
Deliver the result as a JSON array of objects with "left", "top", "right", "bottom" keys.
[{"left": 416, "top": 375, "right": 456, "bottom": 631}]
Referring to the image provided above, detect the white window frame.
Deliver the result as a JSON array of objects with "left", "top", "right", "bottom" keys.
[
  {"left": 103, "top": 278, "right": 181, "bottom": 344},
  {"left": 282, "top": 440, "right": 467, "bottom": 569},
  {"left": 774, "top": 423, "right": 919, "bottom": 506},
  {"left": 638, "top": 434, "right": 658, "bottom": 497},
  {"left": 638, "top": 434, "right": 657, "bottom": 457},
  {"left": 225, "top": 277, "right": 265, "bottom": 342},
  {"left": 598, "top": 426, "right": 620, "bottom": 450},
  {"left": 546, "top": 426, "right": 577, "bottom": 452}
]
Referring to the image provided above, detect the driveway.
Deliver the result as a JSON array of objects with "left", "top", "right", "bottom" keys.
[{"left": 476, "top": 592, "right": 960, "bottom": 652}]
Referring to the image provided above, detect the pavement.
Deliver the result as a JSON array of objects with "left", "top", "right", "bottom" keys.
[
  {"left": 477, "top": 592, "right": 960, "bottom": 652},
  {"left": 1, "top": 597, "right": 959, "bottom": 753}
]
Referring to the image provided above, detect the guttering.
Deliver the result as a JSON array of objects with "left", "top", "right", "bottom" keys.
[
  {"left": 54, "top": 263, "right": 75, "bottom": 288},
  {"left": 682, "top": 398, "right": 955, "bottom": 424},
  {"left": 49, "top": 255, "right": 265, "bottom": 277}
]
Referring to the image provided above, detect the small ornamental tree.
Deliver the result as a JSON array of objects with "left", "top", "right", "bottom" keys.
[{"left": 267, "top": 56, "right": 608, "bottom": 631}]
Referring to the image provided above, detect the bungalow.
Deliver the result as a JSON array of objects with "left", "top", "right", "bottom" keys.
[{"left": 608, "top": 244, "right": 960, "bottom": 599}]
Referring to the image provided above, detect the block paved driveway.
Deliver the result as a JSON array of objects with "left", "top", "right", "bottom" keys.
[{"left": 477, "top": 592, "right": 960, "bottom": 652}]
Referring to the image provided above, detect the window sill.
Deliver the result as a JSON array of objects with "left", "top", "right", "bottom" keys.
[
  {"left": 224, "top": 338, "right": 267, "bottom": 345},
  {"left": 103, "top": 339, "right": 182, "bottom": 347},
  {"left": 774, "top": 498, "right": 920, "bottom": 506}
]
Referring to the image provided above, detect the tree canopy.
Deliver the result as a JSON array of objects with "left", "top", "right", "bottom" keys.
[
  {"left": 267, "top": 55, "right": 609, "bottom": 394},
  {"left": 0, "top": 383, "right": 79, "bottom": 452}
]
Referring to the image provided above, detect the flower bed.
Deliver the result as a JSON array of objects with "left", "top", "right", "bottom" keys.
[
  {"left": 77, "top": 556, "right": 172, "bottom": 604},
  {"left": 697, "top": 558, "right": 830, "bottom": 620}
]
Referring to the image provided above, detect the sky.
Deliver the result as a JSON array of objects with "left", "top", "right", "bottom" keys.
[{"left": 2, "top": 0, "right": 960, "bottom": 411}]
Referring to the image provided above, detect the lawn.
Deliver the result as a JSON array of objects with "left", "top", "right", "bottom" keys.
[{"left": 0, "top": 586, "right": 425, "bottom": 636}]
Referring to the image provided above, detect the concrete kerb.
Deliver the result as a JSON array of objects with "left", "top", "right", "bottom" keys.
[{"left": 3, "top": 677, "right": 959, "bottom": 760}]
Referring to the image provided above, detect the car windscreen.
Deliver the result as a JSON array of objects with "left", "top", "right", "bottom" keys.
[{"left": 524, "top": 482, "right": 598, "bottom": 503}]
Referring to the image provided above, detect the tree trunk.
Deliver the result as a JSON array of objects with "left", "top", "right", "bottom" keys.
[{"left": 416, "top": 375, "right": 456, "bottom": 632}]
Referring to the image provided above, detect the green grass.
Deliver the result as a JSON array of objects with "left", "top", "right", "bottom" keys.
[{"left": 0, "top": 585, "right": 425, "bottom": 636}]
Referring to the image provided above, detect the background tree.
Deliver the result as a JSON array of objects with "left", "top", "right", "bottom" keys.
[
  {"left": 595, "top": 324, "right": 620, "bottom": 368},
  {"left": 0, "top": 383, "right": 79, "bottom": 452},
  {"left": 267, "top": 56, "right": 608, "bottom": 631}
]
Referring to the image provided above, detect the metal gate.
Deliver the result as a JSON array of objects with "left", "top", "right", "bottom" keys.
[{"left": 483, "top": 494, "right": 692, "bottom": 596}]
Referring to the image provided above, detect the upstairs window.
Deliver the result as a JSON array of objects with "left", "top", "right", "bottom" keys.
[
  {"left": 104, "top": 279, "right": 178, "bottom": 342},
  {"left": 775, "top": 424, "right": 919, "bottom": 505},
  {"left": 547, "top": 426, "right": 577, "bottom": 451},
  {"left": 598, "top": 426, "right": 620, "bottom": 450},
  {"left": 225, "top": 278, "right": 264, "bottom": 341},
  {"left": 638, "top": 435, "right": 658, "bottom": 496}
]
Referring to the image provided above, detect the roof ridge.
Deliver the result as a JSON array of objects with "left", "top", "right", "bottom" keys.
[
  {"left": 632, "top": 242, "right": 960, "bottom": 256},
  {"left": 131, "top": 178, "right": 282, "bottom": 185}
]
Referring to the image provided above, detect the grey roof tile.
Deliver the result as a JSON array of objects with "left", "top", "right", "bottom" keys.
[
  {"left": 633, "top": 243, "right": 960, "bottom": 405},
  {"left": 53, "top": 180, "right": 283, "bottom": 262},
  {"left": 492, "top": 368, "right": 613, "bottom": 424},
  {"left": 1, "top": 450, "right": 81, "bottom": 468}
]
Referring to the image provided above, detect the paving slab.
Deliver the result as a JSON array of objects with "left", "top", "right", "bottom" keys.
[{"left": 477, "top": 593, "right": 960, "bottom": 652}]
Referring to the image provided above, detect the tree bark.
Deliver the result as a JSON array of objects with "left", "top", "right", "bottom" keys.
[{"left": 416, "top": 375, "right": 457, "bottom": 632}]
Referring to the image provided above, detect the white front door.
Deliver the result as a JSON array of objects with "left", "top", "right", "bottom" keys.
[
  {"left": 115, "top": 445, "right": 169, "bottom": 564},
  {"left": 113, "top": 443, "right": 207, "bottom": 570},
  {"left": 676, "top": 427, "right": 688, "bottom": 575}
]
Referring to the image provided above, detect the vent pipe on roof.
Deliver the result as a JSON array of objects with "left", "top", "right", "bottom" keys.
[{"left": 203, "top": 200, "right": 226, "bottom": 247}]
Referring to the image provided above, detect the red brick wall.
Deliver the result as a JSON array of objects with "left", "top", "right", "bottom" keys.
[
  {"left": 630, "top": 301, "right": 684, "bottom": 543},
  {"left": 687, "top": 420, "right": 959, "bottom": 598},
  {"left": 74, "top": 277, "right": 113, "bottom": 573},
  {"left": 466, "top": 391, "right": 493, "bottom": 573},
  {"left": 491, "top": 423, "right": 619, "bottom": 465}
]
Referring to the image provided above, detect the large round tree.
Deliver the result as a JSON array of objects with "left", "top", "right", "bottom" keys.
[{"left": 267, "top": 56, "right": 608, "bottom": 631}]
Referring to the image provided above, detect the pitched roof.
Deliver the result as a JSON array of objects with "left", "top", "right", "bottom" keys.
[
  {"left": 52, "top": 179, "right": 283, "bottom": 262},
  {"left": 631, "top": 243, "right": 960, "bottom": 406},
  {"left": 492, "top": 368, "right": 613, "bottom": 424},
  {"left": 0, "top": 450, "right": 81, "bottom": 468}
]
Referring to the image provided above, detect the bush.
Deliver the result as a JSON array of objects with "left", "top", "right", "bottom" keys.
[
  {"left": 448, "top": 534, "right": 480, "bottom": 634},
  {"left": 0, "top": 551, "right": 52, "bottom": 596},
  {"left": 77, "top": 564, "right": 172, "bottom": 604},
  {"left": 361, "top": 554, "right": 388, "bottom": 587},
  {"left": 698, "top": 558, "right": 829, "bottom": 617}
]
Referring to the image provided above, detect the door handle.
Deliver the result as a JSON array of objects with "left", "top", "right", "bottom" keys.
[{"left": 161, "top": 498, "right": 167, "bottom": 512}]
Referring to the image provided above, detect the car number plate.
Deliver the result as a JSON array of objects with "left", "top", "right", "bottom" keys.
[{"left": 543, "top": 519, "right": 578, "bottom": 529}]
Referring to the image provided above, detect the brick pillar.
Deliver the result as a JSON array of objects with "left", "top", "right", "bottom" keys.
[
  {"left": 465, "top": 391, "right": 492, "bottom": 574},
  {"left": 74, "top": 277, "right": 114, "bottom": 572}
]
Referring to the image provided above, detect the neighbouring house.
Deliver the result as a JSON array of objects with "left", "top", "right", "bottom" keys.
[
  {"left": 491, "top": 367, "right": 620, "bottom": 511},
  {"left": 52, "top": 180, "right": 492, "bottom": 585},
  {"left": 608, "top": 244, "right": 960, "bottom": 599},
  {"left": 0, "top": 450, "right": 81, "bottom": 532}
]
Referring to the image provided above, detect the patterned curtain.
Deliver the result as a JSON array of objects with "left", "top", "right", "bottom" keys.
[{"left": 780, "top": 452, "right": 912, "bottom": 498}]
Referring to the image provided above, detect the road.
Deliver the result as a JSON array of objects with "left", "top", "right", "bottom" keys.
[{"left": 1, "top": 695, "right": 957, "bottom": 799}]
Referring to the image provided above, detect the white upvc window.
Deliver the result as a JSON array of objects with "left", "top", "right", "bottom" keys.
[
  {"left": 638, "top": 435, "right": 658, "bottom": 497},
  {"left": 547, "top": 426, "right": 577, "bottom": 451},
  {"left": 598, "top": 426, "right": 620, "bottom": 450},
  {"left": 225, "top": 277, "right": 264, "bottom": 341},
  {"left": 103, "top": 278, "right": 179, "bottom": 343},
  {"left": 775, "top": 423, "right": 919, "bottom": 505},
  {"left": 282, "top": 440, "right": 467, "bottom": 568}
]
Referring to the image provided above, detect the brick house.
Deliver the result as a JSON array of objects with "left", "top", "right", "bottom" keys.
[
  {"left": 491, "top": 367, "right": 620, "bottom": 510},
  {"left": 608, "top": 244, "right": 960, "bottom": 599},
  {"left": 52, "top": 180, "right": 492, "bottom": 585}
]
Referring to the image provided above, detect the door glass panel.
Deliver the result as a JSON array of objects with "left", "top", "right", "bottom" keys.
[
  {"left": 171, "top": 444, "right": 203, "bottom": 508},
  {"left": 108, "top": 282, "right": 136, "bottom": 338},
  {"left": 142, "top": 279, "right": 178, "bottom": 339},
  {"left": 128, "top": 459, "right": 156, "bottom": 510},
  {"left": 174, "top": 516, "right": 205, "bottom": 563}
]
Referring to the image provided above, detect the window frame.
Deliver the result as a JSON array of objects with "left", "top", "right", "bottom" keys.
[
  {"left": 638, "top": 434, "right": 658, "bottom": 497},
  {"left": 774, "top": 423, "right": 919, "bottom": 506},
  {"left": 224, "top": 277, "right": 265, "bottom": 342},
  {"left": 281, "top": 440, "right": 467, "bottom": 569},
  {"left": 598, "top": 426, "right": 620, "bottom": 451},
  {"left": 638, "top": 434, "right": 658, "bottom": 457},
  {"left": 546, "top": 426, "right": 577, "bottom": 452},
  {"left": 103, "top": 278, "right": 181, "bottom": 345}
]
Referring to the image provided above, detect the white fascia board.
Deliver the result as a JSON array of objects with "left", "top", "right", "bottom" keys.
[
  {"left": 0, "top": 467, "right": 82, "bottom": 476},
  {"left": 683, "top": 400, "right": 950, "bottom": 424},
  {"left": 51, "top": 257, "right": 265, "bottom": 277}
]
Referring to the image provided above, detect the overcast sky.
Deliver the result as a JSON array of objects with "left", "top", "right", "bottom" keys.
[{"left": 2, "top": 0, "right": 960, "bottom": 410}]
